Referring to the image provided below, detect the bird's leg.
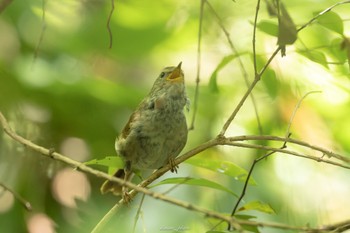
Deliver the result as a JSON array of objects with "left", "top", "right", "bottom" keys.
[{"left": 168, "top": 157, "right": 179, "bottom": 173}]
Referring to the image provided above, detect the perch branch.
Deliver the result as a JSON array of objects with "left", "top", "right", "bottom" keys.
[{"left": 2, "top": 109, "right": 350, "bottom": 233}]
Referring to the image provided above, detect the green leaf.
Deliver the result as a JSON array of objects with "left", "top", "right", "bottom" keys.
[
  {"left": 330, "top": 38, "right": 348, "bottom": 63},
  {"left": 209, "top": 54, "right": 239, "bottom": 92},
  {"left": 317, "top": 11, "right": 344, "bottom": 35},
  {"left": 85, "top": 156, "right": 124, "bottom": 168},
  {"left": 256, "top": 20, "right": 278, "bottom": 37},
  {"left": 299, "top": 50, "right": 329, "bottom": 69},
  {"left": 186, "top": 157, "right": 256, "bottom": 185},
  {"left": 261, "top": 68, "right": 279, "bottom": 98},
  {"left": 238, "top": 201, "right": 276, "bottom": 214},
  {"left": 235, "top": 215, "right": 260, "bottom": 233},
  {"left": 151, "top": 177, "right": 239, "bottom": 197}
]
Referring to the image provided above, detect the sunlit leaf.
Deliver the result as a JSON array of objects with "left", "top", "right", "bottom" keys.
[
  {"left": 256, "top": 20, "right": 278, "bottom": 37},
  {"left": 298, "top": 50, "right": 329, "bottom": 69},
  {"left": 186, "top": 157, "right": 256, "bottom": 185},
  {"left": 317, "top": 11, "right": 344, "bottom": 35},
  {"left": 151, "top": 177, "right": 239, "bottom": 197},
  {"left": 209, "top": 54, "right": 240, "bottom": 92},
  {"left": 238, "top": 201, "right": 276, "bottom": 214}
]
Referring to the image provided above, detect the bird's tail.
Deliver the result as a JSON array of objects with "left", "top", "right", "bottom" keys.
[{"left": 100, "top": 169, "right": 133, "bottom": 195}]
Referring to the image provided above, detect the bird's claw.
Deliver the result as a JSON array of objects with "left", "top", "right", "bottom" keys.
[{"left": 168, "top": 158, "right": 179, "bottom": 173}]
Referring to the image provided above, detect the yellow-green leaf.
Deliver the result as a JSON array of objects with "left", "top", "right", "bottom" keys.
[
  {"left": 209, "top": 54, "right": 241, "bottom": 92},
  {"left": 238, "top": 201, "right": 275, "bottom": 214},
  {"left": 151, "top": 177, "right": 238, "bottom": 197},
  {"left": 256, "top": 20, "right": 278, "bottom": 37},
  {"left": 299, "top": 50, "right": 329, "bottom": 69},
  {"left": 317, "top": 11, "right": 344, "bottom": 35},
  {"left": 186, "top": 157, "right": 256, "bottom": 185}
]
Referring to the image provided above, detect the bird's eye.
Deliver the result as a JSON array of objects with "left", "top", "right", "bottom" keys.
[{"left": 160, "top": 72, "right": 166, "bottom": 78}]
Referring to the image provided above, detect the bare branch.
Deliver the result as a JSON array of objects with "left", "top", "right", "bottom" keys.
[
  {"left": 228, "top": 135, "right": 350, "bottom": 164},
  {"left": 2, "top": 109, "right": 350, "bottom": 233},
  {"left": 206, "top": 0, "right": 263, "bottom": 135}
]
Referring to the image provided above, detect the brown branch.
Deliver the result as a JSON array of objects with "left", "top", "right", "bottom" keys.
[
  {"left": 206, "top": 0, "right": 263, "bottom": 135},
  {"left": 0, "top": 111, "right": 241, "bottom": 232},
  {"left": 228, "top": 135, "right": 350, "bottom": 164},
  {"left": 228, "top": 135, "right": 290, "bottom": 231},
  {"left": 218, "top": 0, "right": 263, "bottom": 137}
]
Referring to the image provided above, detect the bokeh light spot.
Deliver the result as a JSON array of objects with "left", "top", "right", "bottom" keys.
[{"left": 51, "top": 168, "right": 90, "bottom": 208}]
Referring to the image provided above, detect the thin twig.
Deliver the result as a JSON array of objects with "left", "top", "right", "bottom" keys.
[
  {"left": 221, "top": 45, "right": 283, "bottom": 137},
  {"left": 223, "top": 141, "right": 350, "bottom": 169},
  {"left": 132, "top": 194, "right": 146, "bottom": 233},
  {"left": 206, "top": 0, "right": 263, "bottom": 135},
  {"left": 189, "top": 0, "right": 205, "bottom": 130},
  {"left": 228, "top": 91, "right": 323, "bottom": 230},
  {"left": 252, "top": 0, "right": 261, "bottom": 76},
  {"left": 106, "top": 0, "right": 115, "bottom": 49},
  {"left": 0, "top": 182, "right": 32, "bottom": 211},
  {"left": 218, "top": 77, "right": 260, "bottom": 136},
  {"left": 227, "top": 134, "right": 290, "bottom": 231},
  {"left": 32, "top": 0, "right": 47, "bottom": 64},
  {"left": 285, "top": 91, "right": 322, "bottom": 137},
  {"left": 228, "top": 135, "right": 350, "bottom": 164},
  {"left": 297, "top": 0, "right": 350, "bottom": 32}
]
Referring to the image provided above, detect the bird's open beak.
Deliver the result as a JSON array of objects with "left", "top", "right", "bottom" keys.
[{"left": 167, "top": 62, "right": 183, "bottom": 81}]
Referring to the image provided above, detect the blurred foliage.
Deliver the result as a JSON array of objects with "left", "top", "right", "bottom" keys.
[{"left": 1, "top": 0, "right": 350, "bottom": 233}]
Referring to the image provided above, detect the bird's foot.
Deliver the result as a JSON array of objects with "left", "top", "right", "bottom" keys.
[
  {"left": 122, "top": 186, "right": 132, "bottom": 203},
  {"left": 168, "top": 157, "right": 179, "bottom": 173}
]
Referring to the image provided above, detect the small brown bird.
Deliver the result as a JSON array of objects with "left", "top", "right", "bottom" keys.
[{"left": 101, "top": 62, "right": 189, "bottom": 195}]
